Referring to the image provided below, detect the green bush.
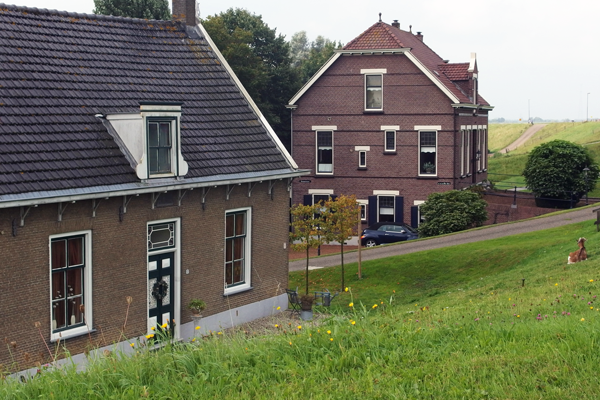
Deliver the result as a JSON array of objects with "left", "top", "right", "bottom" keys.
[
  {"left": 418, "top": 190, "right": 487, "bottom": 237},
  {"left": 523, "top": 140, "right": 599, "bottom": 202}
]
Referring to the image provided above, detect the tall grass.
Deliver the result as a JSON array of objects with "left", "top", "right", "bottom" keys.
[
  {"left": 3, "top": 221, "right": 600, "bottom": 398},
  {"left": 488, "top": 123, "right": 529, "bottom": 153}
]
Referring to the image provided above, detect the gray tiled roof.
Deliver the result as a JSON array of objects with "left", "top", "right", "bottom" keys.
[{"left": 0, "top": 4, "right": 293, "bottom": 196}]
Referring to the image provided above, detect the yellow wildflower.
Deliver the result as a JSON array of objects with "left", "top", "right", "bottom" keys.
[
  {"left": 297, "top": 325, "right": 302, "bottom": 330},
  {"left": 345, "top": 287, "right": 349, "bottom": 292},
  {"left": 276, "top": 306, "right": 281, "bottom": 310},
  {"left": 349, "top": 302, "right": 354, "bottom": 307},
  {"left": 130, "top": 343, "right": 134, "bottom": 348},
  {"left": 351, "top": 320, "right": 356, "bottom": 325},
  {"left": 195, "top": 326, "right": 200, "bottom": 330},
  {"left": 372, "top": 304, "right": 378, "bottom": 309},
  {"left": 581, "top": 318, "right": 585, "bottom": 321},
  {"left": 330, "top": 338, "right": 333, "bottom": 342},
  {"left": 327, "top": 330, "right": 331, "bottom": 335},
  {"left": 145, "top": 334, "right": 154, "bottom": 339}
]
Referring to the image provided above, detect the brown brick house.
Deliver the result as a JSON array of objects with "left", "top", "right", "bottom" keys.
[
  {"left": 288, "top": 19, "right": 492, "bottom": 227},
  {"left": 0, "top": 0, "right": 305, "bottom": 373}
]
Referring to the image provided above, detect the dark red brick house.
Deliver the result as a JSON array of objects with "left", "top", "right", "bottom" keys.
[
  {"left": 0, "top": 0, "right": 305, "bottom": 373},
  {"left": 288, "top": 19, "right": 492, "bottom": 227}
]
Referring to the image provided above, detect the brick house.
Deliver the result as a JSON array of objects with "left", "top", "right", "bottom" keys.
[
  {"left": 0, "top": 1, "right": 305, "bottom": 372},
  {"left": 288, "top": 19, "right": 492, "bottom": 227}
]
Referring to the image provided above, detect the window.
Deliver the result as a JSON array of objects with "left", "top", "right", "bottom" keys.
[
  {"left": 419, "top": 131, "right": 437, "bottom": 175},
  {"left": 225, "top": 208, "right": 251, "bottom": 294},
  {"left": 316, "top": 131, "right": 333, "bottom": 174},
  {"left": 360, "top": 204, "right": 367, "bottom": 221},
  {"left": 358, "top": 151, "right": 367, "bottom": 168},
  {"left": 378, "top": 196, "right": 395, "bottom": 222},
  {"left": 460, "top": 129, "right": 466, "bottom": 176},
  {"left": 384, "top": 130, "right": 396, "bottom": 152},
  {"left": 148, "top": 121, "right": 173, "bottom": 175},
  {"left": 50, "top": 231, "right": 92, "bottom": 341},
  {"left": 365, "top": 74, "right": 383, "bottom": 110}
]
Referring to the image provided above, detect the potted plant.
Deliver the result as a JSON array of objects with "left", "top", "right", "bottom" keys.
[
  {"left": 188, "top": 299, "right": 206, "bottom": 317},
  {"left": 300, "top": 294, "right": 314, "bottom": 321},
  {"left": 422, "top": 162, "right": 435, "bottom": 174}
]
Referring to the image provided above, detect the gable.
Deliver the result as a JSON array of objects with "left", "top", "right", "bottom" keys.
[{"left": 0, "top": 5, "right": 298, "bottom": 198}]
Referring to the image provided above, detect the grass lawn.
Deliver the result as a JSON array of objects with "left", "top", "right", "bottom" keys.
[
  {"left": 4, "top": 221, "right": 600, "bottom": 399},
  {"left": 488, "top": 123, "right": 529, "bottom": 153}
]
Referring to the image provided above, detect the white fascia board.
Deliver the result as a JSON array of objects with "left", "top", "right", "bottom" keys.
[
  {"left": 404, "top": 51, "right": 460, "bottom": 104},
  {"left": 194, "top": 23, "right": 298, "bottom": 169},
  {"left": 336, "top": 49, "right": 408, "bottom": 55},
  {"left": 288, "top": 52, "right": 342, "bottom": 106}
]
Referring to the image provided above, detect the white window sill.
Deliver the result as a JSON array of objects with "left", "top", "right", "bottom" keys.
[
  {"left": 224, "top": 285, "right": 253, "bottom": 296},
  {"left": 51, "top": 327, "right": 96, "bottom": 343}
]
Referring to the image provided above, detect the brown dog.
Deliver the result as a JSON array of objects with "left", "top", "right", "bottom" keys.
[{"left": 567, "top": 237, "right": 587, "bottom": 264}]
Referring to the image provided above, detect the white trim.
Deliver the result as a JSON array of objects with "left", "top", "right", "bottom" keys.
[
  {"left": 308, "top": 189, "right": 334, "bottom": 195},
  {"left": 146, "top": 217, "right": 181, "bottom": 340},
  {"left": 364, "top": 73, "right": 383, "bottom": 111},
  {"left": 194, "top": 23, "right": 298, "bottom": 169},
  {"left": 361, "top": 68, "right": 387, "bottom": 74},
  {"left": 354, "top": 146, "right": 370, "bottom": 151},
  {"left": 288, "top": 52, "right": 342, "bottom": 105},
  {"left": 414, "top": 200, "right": 425, "bottom": 205},
  {"left": 49, "top": 230, "right": 93, "bottom": 342},
  {"left": 223, "top": 207, "right": 252, "bottom": 296},
  {"left": 312, "top": 125, "right": 337, "bottom": 131},
  {"left": 404, "top": 52, "right": 461, "bottom": 103},
  {"left": 384, "top": 130, "right": 396, "bottom": 152},
  {"left": 418, "top": 129, "right": 438, "bottom": 177},
  {"left": 373, "top": 190, "right": 399, "bottom": 195},
  {"left": 358, "top": 150, "right": 367, "bottom": 168},
  {"left": 381, "top": 125, "right": 399, "bottom": 130},
  {"left": 414, "top": 125, "right": 442, "bottom": 130},
  {"left": 315, "top": 130, "right": 334, "bottom": 175}
]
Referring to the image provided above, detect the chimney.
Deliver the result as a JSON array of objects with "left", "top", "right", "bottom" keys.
[
  {"left": 416, "top": 31, "right": 423, "bottom": 41},
  {"left": 172, "top": 0, "right": 199, "bottom": 26},
  {"left": 391, "top": 20, "right": 400, "bottom": 28}
]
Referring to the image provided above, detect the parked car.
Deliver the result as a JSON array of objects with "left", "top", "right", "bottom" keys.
[{"left": 360, "top": 222, "right": 418, "bottom": 247}]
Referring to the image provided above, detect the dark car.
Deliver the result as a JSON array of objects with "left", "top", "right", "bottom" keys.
[{"left": 360, "top": 222, "right": 418, "bottom": 247}]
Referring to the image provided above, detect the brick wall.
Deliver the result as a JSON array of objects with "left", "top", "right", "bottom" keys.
[
  {"left": 0, "top": 181, "right": 289, "bottom": 370},
  {"left": 291, "top": 53, "right": 489, "bottom": 222}
]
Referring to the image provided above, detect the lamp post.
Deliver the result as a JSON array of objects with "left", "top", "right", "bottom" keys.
[
  {"left": 587, "top": 93, "right": 591, "bottom": 122},
  {"left": 584, "top": 167, "right": 590, "bottom": 205}
]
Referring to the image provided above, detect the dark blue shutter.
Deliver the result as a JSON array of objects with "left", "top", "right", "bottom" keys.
[
  {"left": 303, "top": 195, "right": 313, "bottom": 205},
  {"left": 394, "top": 196, "right": 404, "bottom": 224},
  {"left": 410, "top": 205, "right": 419, "bottom": 228},
  {"left": 368, "top": 195, "right": 378, "bottom": 226},
  {"left": 330, "top": 194, "right": 338, "bottom": 201}
]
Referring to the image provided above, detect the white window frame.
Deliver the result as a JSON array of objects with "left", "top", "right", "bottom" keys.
[
  {"left": 416, "top": 127, "right": 440, "bottom": 176},
  {"left": 224, "top": 207, "right": 252, "bottom": 295},
  {"left": 49, "top": 230, "right": 93, "bottom": 342},
  {"left": 314, "top": 127, "right": 336, "bottom": 175},
  {"left": 362, "top": 69, "right": 386, "bottom": 112},
  {"left": 358, "top": 150, "right": 367, "bottom": 168},
  {"left": 481, "top": 126, "right": 487, "bottom": 171},
  {"left": 147, "top": 118, "right": 177, "bottom": 178},
  {"left": 382, "top": 125, "right": 399, "bottom": 153},
  {"left": 377, "top": 195, "right": 395, "bottom": 221},
  {"left": 414, "top": 200, "right": 425, "bottom": 226},
  {"left": 357, "top": 199, "right": 368, "bottom": 222}
]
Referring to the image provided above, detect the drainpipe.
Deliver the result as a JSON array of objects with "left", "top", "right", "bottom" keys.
[{"left": 285, "top": 104, "right": 298, "bottom": 158}]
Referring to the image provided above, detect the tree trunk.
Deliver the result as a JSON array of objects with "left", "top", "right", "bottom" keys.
[
  {"left": 340, "top": 242, "right": 345, "bottom": 291},
  {"left": 305, "top": 246, "right": 309, "bottom": 295}
]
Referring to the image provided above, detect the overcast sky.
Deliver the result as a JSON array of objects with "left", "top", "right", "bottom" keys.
[{"left": 5, "top": 0, "right": 600, "bottom": 121}]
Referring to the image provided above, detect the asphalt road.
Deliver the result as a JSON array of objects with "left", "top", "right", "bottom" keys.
[{"left": 288, "top": 206, "right": 598, "bottom": 272}]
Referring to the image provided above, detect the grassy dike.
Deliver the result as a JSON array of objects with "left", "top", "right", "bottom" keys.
[{"left": 3, "top": 221, "right": 600, "bottom": 399}]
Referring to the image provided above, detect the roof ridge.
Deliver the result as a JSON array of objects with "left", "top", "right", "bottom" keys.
[
  {"left": 380, "top": 22, "right": 405, "bottom": 48},
  {"left": 0, "top": 3, "right": 177, "bottom": 25}
]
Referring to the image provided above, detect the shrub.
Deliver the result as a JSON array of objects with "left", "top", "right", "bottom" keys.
[
  {"left": 418, "top": 190, "right": 487, "bottom": 237},
  {"left": 523, "top": 140, "right": 599, "bottom": 202}
]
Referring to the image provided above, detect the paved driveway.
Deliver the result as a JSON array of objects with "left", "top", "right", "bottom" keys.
[{"left": 288, "top": 206, "right": 597, "bottom": 272}]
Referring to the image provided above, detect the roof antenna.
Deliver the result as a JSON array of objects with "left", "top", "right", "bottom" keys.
[{"left": 379, "top": 13, "right": 382, "bottom": 22}]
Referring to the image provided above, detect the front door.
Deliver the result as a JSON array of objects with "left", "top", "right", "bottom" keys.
[{"left": 148, "top": 251, "right": 174, "bottom": 332}]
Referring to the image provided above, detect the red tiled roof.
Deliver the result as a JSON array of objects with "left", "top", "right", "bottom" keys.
[{"left": 342, "top": 22, "right": 489, "bottom": 106}]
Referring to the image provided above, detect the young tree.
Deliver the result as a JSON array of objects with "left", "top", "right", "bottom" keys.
[
  {"left": 93, "top": 0, "right": 170, "bottom": 20},
  {"left": 418, "top": 190, "right": 488, "bottom": 237},
  {"left": 290, "top": 203, "right": 328, "bottom": 296},
  {"left": 523, "top": 140, "right": 599, "bottom": 203},
  {"left": 322, "top": 195, "right": 359, "bottom": 291}
]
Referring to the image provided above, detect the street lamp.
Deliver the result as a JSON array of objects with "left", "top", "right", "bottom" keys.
[{"left": 583, "top": 167, "right": 590, "bottom": 205}]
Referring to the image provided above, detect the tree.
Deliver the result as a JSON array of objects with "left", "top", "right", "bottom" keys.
[
  {"left": 418, "top": 190, "right": 488, "bottom": 237},
  {"left": 322, "top": 195, "right": 360, "bottom": 291},
  {"left": 289, "top": 32, "right": 342, "bottom": 84},
  {"left": 203, "top": 9, "right": 300, "bottom": 149},
  {"left": 93, "top": 0, "right": 170, "bottom": 20},
  {"left": 523, "top": 140, "right": 599, "bottom": 203},
  {"left": 290, "top": 203, "right": 328, "bottom": 296}
]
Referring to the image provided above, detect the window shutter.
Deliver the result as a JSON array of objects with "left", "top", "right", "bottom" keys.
[
  {"left": 368, "top": 196, "right": 378, "bottom": 226},
  {"left": 394, "top": 196, "right": 404, "bottom": 223},
  {"left": 330, "top": 194, "right": 338, "bottom": 201},
  {"left": 303, "top": 195, "right": 313, "bottom": 205},
  {"left": 410, "top": 205, "right": 419, "bottom": 228}
]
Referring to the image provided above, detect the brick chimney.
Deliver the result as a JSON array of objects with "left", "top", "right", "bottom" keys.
[
  {"left": 391, "top": 20, "right": 400, "bottom": 29},
  {"left": 172, "top": 0, "right": 198, "bottom": 26},
  {"left": 415, "top": 31, "right": 423, "bottom": 41}
]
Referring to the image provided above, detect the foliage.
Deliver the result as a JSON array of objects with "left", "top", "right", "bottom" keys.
[
  {"left": 418, "top": 190, "right": 488, "bottom": 237},
  {"left": 93, "top": 0, "right": 170, "bottom": 20},
  {"left": 289, "top": 31, "right": 342, "bottom": 84},
  {"left": 322, "top": 194, "right": 360, "bottom": 291},
  {"left": 523, "top": 140, "right": 599, "bottom": 202},
  {"left": 290, "top": 203, "right": 328, "bottom": 295},
  {"left": 187, "top": 299, "right": 206, "bottom": 314},
  {"left": 6, "top": 222, "right": 600, "bottom": 398},
  {"left": 203, "top": 9, "right": 299, "bottom": 148}
]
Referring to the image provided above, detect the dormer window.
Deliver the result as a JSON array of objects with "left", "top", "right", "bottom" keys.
[{"left": 148, "top": 120, "right": 174, "bottom": 176}]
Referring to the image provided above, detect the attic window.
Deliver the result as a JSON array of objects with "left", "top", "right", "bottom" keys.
[
  {"left": 361, "top": 69, "right": 386, "bottom": 112},
  {"left": 148, "top": 121, "right": 173, "bottom": 175}
]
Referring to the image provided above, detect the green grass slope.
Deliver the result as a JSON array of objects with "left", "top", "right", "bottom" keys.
[
  {"left": 488, "top": 123, "right": 529, "bottom": 153},
  {"left": 4, "top": 221, "right": 600, "bottom": 398}
]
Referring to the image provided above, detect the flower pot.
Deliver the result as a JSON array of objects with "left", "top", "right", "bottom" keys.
[{"left": 300, "top": 309, "right": 313, "bottom": 321}]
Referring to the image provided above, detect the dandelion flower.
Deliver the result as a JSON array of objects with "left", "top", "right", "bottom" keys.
[
  {"left": 345, "top": 287, "right": 349, "bottom": 292},
  {"left": 275, "top": 324, "right": 279, "bottom": 328},
  {"left": 151, "top": 327, "right": 155, "bottom": 331},
  {"left": 161, "top": 323, "right": 168, "bottom": 329},
  {"left": 555, "top": 283, "right": 558, "bottom": 286},
  {"left": 372, "top": 304, "right": 378, "bottom": 309},
  {"left": 192, "top": 338, "right": 196, "bottom": 342},
  {"left": 145, "top": 334, "right": 154, "bottom": 339},
  {"left": 297, "top": 325, "right": 302, "bottom": 330},
  {"left": 581, "top": 318, "right": 585, "bottom": 321},
  {"left": 591, "top": 307, "right": 594, "bottom": 310},
  {"left": 517, "top": 315, "right": 520, "bottom": 318},
  {"left": 277, "top": 306, "right": 281, "bottom": 310},
  {"left": 195, "top": 326, "right": 200, "bottom": 330},
  {"left": 289, "top": 341, "right": 292, "bottom": 346},
  {"left": 218, "top": 332, "right": 222, "bottom": 335},
  {"left": 330, "top": 338, "right": 333, "bottom": 342},
  {"left": 327, "top": 330, "right": 331, "bottom": 335},
  {"left": 351, "top": 320, "right": 356, "bottom": 325},
  {"left": 349, "top": 302, "right": 354, "bottom": 307},
  {"left": 130, "top": 343, "right": 135, "bottom": 348}
]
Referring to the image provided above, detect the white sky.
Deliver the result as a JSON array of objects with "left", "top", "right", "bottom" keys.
[{"left": 5, "top": 0, "right": 600, "bottom": 121}]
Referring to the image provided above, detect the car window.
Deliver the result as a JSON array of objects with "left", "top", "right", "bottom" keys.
[{"left": 378, "top": 225, "right": 390, "bottom": 231}]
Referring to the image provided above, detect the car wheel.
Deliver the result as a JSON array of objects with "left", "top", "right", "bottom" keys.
[{"left": 365, "top": 239, "right": 378, "bottom": 247}]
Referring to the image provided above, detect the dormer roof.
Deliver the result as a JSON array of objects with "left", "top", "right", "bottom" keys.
[{"left": 0, "top": 4, "right": 300, "bottom": 200}]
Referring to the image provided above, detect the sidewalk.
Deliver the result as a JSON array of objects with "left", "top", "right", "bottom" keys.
[{"left": 288, "top": 206, "right": 598, "bottom": 272}]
